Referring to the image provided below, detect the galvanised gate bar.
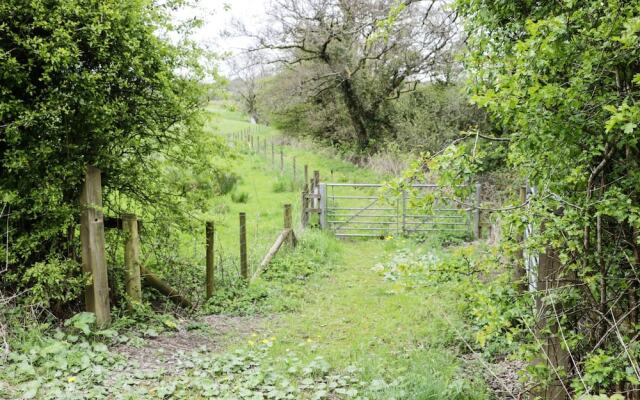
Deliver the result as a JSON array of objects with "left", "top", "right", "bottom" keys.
[{"left": 308, "top": 183, "right": 480, "bottom": 239}]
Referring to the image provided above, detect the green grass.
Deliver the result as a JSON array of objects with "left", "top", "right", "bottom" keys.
[
  {"left": 259, "top": 239, "right": 487, "bottom": 399},
  {"left": 201, "top": 103, "right": 379, "bottom": 280}
]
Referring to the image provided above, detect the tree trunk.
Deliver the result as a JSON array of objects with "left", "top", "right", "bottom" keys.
[{"left": 339, "top": 78, "right": 370, "bottom": 151}]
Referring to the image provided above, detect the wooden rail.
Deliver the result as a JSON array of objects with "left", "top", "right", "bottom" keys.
[{"left": 253, "top": 204, "right": 298, "bottom": 281}]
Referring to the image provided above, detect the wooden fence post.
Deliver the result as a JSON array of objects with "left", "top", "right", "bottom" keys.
[
  {"left": 122, "top": 214, "right": 142, "bottom": 308},
  {"left": 304, "top": 165, "right": 309, "bottom": 188},
  {"left": 206, "top": 221, "right": 215, "bottom": 299},
  {"left": 284, "top": 204, "right": 292, "bottom": 230},
  {"left": 535, "top": 246, "right": 570, "bottom": 400},
  {"left": 302, "top": 183, "right": 309, "bottom": 228},
  {"left": 284, "top": 204, "right": 294, "bottom": 245},
  {"left": 313, "top": 170, "right": 320, "bottom": 208},
  {"left": 313, "top": 170, "right": 320, "bottom": 189},
  {"left": 473, "top": 183, "right": 482, "bottom": 240},
  {"left": 239, "top": 213, "right": 248, "bottom": 279},
  {"left": 80, "top": 165, "right": 111, "bottom": 327}
]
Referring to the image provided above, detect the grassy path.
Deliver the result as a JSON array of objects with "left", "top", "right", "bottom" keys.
[{"left": 262, "top": 240, "right": 485, "bottom": 399}]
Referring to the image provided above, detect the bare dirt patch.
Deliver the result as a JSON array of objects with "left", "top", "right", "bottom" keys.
[
  {"left": 112, "top": 314, "right": 271, "bottom": 376},
  {"left": 462, "top": 353, "right": 529, "bottom": 399}
]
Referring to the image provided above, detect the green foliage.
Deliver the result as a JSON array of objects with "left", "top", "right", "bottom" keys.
[
  {"left": 580, "top": 395, "right": 626, "bottom": 400},
  {"left": 389, "top": 84, "right": 490, "bottom": 154},
  {"left": 218, "top": 172, "right": 240, "bottom": 195},
  {"left": 577, "top": 350, "right": 633, "bottom": 395},
  {"left": 64, "top": 312, "right": 97, "bottom": 336},
  {"left": 414, "top": 0, "right": 640, "bottom": 395},
  {"left": 272, "top": 175, "right": 295, "bottom": 193},
  {"left": 1, "top": 312, "right": 369, "bottom": 400},
  {"left": 151, "top": 346, "right": 368, "bottom": 399},
  {"left": 203, "top": 278, "right": 269, "bottom": 315},
  {"left": 20, "top": 256, "right": 86, "bottom": 308},
  {"left": 0, "top": 0, "right": 230, "bottom": 314},
  {"left": 373, "top": 242, "right": 531, "bottom": 356},
  {"left": 1, "top": 312, "right": 124, "bottom": 400},
  {"left": 230, "top": 190, "right": 250, "bottom": 203},
  {"left": 252, "top": 1, "right": 462, "bottom": 154},
  {"left": 259, "top": 77, "right": 488, "bottom": 158},
  {"left": 204, "top": 231, "right": 341, "bottom": 315}
]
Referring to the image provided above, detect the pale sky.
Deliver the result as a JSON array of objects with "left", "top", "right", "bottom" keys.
[{"left": 174, "top": 0, "right": 270, "bottom": 72}]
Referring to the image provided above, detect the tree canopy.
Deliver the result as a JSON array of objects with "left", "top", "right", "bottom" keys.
[{"left": 246, "top": 0, "right": 460, "bottom": 153}]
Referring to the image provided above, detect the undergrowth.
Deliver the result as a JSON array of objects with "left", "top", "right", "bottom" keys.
[
  {"left": 369, "top": 238, "right": 632, "bottom": 398},
  {"left": 203, "top": 231, "right": 340, "bottom": 315},
  {"left": 0, "top": 312, "right": 372, "bottom": 400}
]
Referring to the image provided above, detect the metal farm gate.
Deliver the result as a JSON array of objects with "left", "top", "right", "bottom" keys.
[{"left": 304, "top": 183, "right": 480, "bottom": 239}]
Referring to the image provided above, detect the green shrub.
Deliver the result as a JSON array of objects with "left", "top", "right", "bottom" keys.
[
  {"left": 203, "top": 277, "right": 269, "bottom": 315},
  {"left": 272, "top": 175, "right": 295, "bottom": 193},
  {"left": 231, "top": 190, "right": 249, "bottom": 203},
  {"left": 218, "top": 172, "right": 239, "bottom": 195},
  {"left": 203, "top": 231, "right": 340, "bottom": 315},
  {"left": 20, "top": 257, "right": 86, "bottom": 309}
]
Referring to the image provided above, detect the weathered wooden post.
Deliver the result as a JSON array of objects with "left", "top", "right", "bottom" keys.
[
  {"left": 313, "top": 170, "right": 320, "bottom": 208},
  {"left": 301, "top": 183, "right": 309, "bottom": 228},
  {"left": 313, "top": 170, "right": 320, "bottom": 189},
  {"left": 80, "top": 165, "right": 111, "bottom": 327},
  {"left": 535, "top": 246, "right": 570, "bottom": 400},
  {"left": 284, "top": 204, "right": 292, "bottom": 230},
  {"left": 206, "top": 221, "right": 215, "bottom": 299},
  {"left": 122, "top": 214, "right": 142, "bottom": 308},
  {"left": 284, "top": 204, "right": 294, "bottom": 245},
  {"left": 239, "top": 213, "right": 248, "bottom": 279},
  {"left": 473, "top": 183, "right": 482, "bottom": 240},
  {"left": 304, "top": 165, "right": 309, "bottom": 188}
]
